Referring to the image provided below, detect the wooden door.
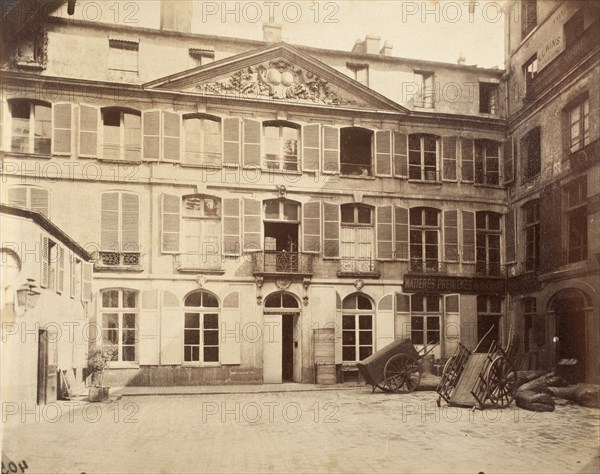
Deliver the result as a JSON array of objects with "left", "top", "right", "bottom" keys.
[{"left": 263, "top": 314, "right": 282, "bottom": 383}]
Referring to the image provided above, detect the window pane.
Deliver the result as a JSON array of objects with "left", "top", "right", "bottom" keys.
[
  {"left": 123, "top": 290, "right": 137, "bottom": 308},
  {"left": 184, "top": 329, "right": 200, "bottom": 345},
  {"left": 427, "top": 295, "right": 440, "bottom": 312},
  {"left": 427, "top": 316, "right": 440, "bottom": 330},
  {"left": 342, "top": 347, "right": 356, "bottom": 361},
  {"left": 283, "top": 202, "right": 298, "bottom": 221},
  {"left": 282, "top": 293, "right": 298, "bottom": 308},
  {"left": 357, "top": 294, "right": 372, "bottom": 310},
  {"left": 488, "top": 213, "right": 501, "bottom": 230},
  {"left": 359, "top": 347, "right": 372, "bottom": 360},
  {"left": 185, "top": 313, "right": 200, "bottom": 329},
  {"left": 204, "top": 330, "right": 219, "bottom": 346},
  {"left": 359, "top": 331, "right": 372, "bottom": 345},
  {"left": 265, "top": 201, "right": 279, "bottom": 220},
  {"left": 341, "top": 205, "right": 354, "bottom": 224},
  {"left": 359, "top": 314, "right": 372, "bottom": 329},
  {"left": 204, "top": 313, "right": 218, "bottom": 328},
  {"left": 411, "top": 330, "right": 424, "bottom": 345},
  {"left": 122, "top": 345, "right": 136, "bottom": 361},
  {"left": 396, "top": 294, "right": 410, "bottom": 312},
  {"left": 410, "top": 209, "right": 422, "bottom": 226},
  {"left": 202, "top": 292, "right": 219, "bottom": 308},
  {"left": 489, "top": 296, "right": 502, "bottom": 313},
  {"left": 123, "top": 313, "right": 136, "bottom": 329},
  {"left": 185, "top": 292, "right": 203, "bottom": 307},
  {"left": 342, "top": 331, "right": 356, "bottom": 345},
  {"left": 357, "top": 206, "right": 371, "bottom": 224},
  {"left": 102, "top": 290, "right": 119, "bottom": 307},
  {"left": 411, "top": 295, "right": 424, "bottom": 312},
  {"left": 342, "top": 297, "right": 356, "bottom": 310},
  {"left": 342, "top": 315, "right": 355, "bottom": 329},
  {"left": 203, "top": 198, "right": 220, "bottom": 217},
  {"left": 477, "top": 296, "right": 487, "bottom": 313},
  {"left": 34, "top": 105, "right": 51, "bottom": 154},
  {"left": 122, "top": 329, "right": 136, "bottom": 344},
  {"left": 411, "top": 316, "right": 424, "bottom": 330},
  {"left": 204, "top": 347, "right": 219, "bottom": 362}
]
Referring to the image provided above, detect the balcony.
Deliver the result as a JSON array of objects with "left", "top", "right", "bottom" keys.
[
  {"left": 174, "top": 254, "right": 224, "bottom": 274},
  {"left": 408, "top": 260, "right": 446, "bottom": 274},
  {"left": 475, "top": 263, "right": 505, "bottom": 278},
  {"left": 94, "top": 252, "right": 142, "bottom": 272},
  {"left": 567, "top": 139, "right": 600, "bottom": 172},
  {"left": 337, "top": 258, "right": 380, "bottom": 278},
  {"left": 252, "top": 251, "right": 314, "bottom": 277}
]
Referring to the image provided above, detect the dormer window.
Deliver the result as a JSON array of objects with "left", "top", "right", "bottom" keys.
[
  {"left": 347, "top": 63, "right": 369, "bottom": 86},
  {"left": 414, "top": 71, "right": 434, "bottom": 108},
  {"left": 109, "top": 38, "right": 139, "bottom": 73},
  {"left": 189, "top": 48, "right": 215, "bottom": 67}
]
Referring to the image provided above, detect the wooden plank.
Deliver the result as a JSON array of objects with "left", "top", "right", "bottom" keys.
[{"left": 450, "top": 354, "right": 488, "bottom": 407}]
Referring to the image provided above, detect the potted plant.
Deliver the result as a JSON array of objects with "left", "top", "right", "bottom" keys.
[{"left": 86, "top": 346, "right": 117, "bottom": 402}]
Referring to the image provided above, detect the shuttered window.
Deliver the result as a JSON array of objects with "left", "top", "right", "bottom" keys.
[
  {"left": 462, "top": 210, "right": 476, "bottom": 262},
  {"left": 375, "top": 130, "right": 392, "bottom": 176},
  {"left": 101, "top": 108, "right": 141, "bottom": 161},
  {"left": 163, "top": 111, "right": 181, "bottom": 161},
  {"left": 223, "top": 117, "right": 241, "bottom": 165},
  {"left": 442, "top": 136, "right": 457, "bottom": 181},
  {"left": 101, "top": 192, "right": 140, "bottom": 252},
  {"left": 223, "top": 198, "right": 241, "bottom": 256},
  {"left": 161, "top": 193, "right": 181, "bottom": 254},
  {"left": 443, "top": 209, "right": 459, "bottom": 262},
  {"left": 142, "top": 110, "right": 160, "bottom": 161},
  {"left": 243, "top": 119, "right": 261, "bottom": 167},
  {"left": 52, "top": 103, "right": 72, "bottom": 155},
  {"left": 10, "top": 100, "right": 52, "bottom": 155},
  {"left": 461, "top": 138, "right": 474, "bottom": 182},
  {"left": 505, "top": 208, "right": 517, "bottom": 264},
  {"left": 503, "top": 138, "right": 514, "bottom": 185},
  {"left": 323, "top": 202, "right": 340, "bottom": 258},
  {"left": 7, "top": 186, "right": 50, "bottom": 218},
  {"left": 409, "top": 134, "right": 439, "bottom": 181},
  {"left": 376, "top": 206, "right": 393, "bottom": 260},
  {"left": 303, "top": 201, "right": 321, "bottom": 253},
  {"left": 322, "top": 126, "right": 339, "bottom": 173},
  {"left": 410, "top": 208, "right": 440, "bottom": 272},
  {"left": 243, "top": 198, "right": 261, "bottom": 252},
  {"left": 394, "top": 206, "right": 409, "bottom": 261},
  {"left": 57, "top": 246, "right": 65, "bottom": 294},
  {"left": 475, "top": 140, "right": 500, "bottom": 186},
  {"left": 183, "top": 115, "right": 221, "bottom": 165},
  {"left": 302, "top": 124, "right": 320, "bottom": 171},
  {"left": 79, "top": 104, "right": 99, "bottom": 158},
  {"left": 393, "top": 132, "right": 408, "bottom": 178}
]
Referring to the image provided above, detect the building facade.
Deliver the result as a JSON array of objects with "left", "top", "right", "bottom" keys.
[{"left": 1, "top": 0, "right": 597, "bottom": 389}]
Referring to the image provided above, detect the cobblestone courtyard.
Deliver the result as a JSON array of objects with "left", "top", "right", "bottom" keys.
[{"left": 2, "top": 388, "right": 599, "bottom": 473}]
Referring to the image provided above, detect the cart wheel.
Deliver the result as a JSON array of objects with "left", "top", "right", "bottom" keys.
[
  {"left": 485, "top": 356, "right": 516, "bottom": 408},
  {"left": 382, "top": 354, "right": 422, "bottom": 393},
  {"left": 438, "top": 355, "right": 459, "bottom": 398}
]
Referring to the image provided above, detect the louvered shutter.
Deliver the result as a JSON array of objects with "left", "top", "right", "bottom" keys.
[
  {"left": 82, "top": 262, "right": 92, "bottom": 302},
  {"left": 376, "top": 295, "right": 395, "bottom": 351},
  {"left": 323, "top": 202, "right": 340, "bottom": 258},
  {"left": 443, "top": 209, "right": 459, "bottom": 262},
  {"left": 303, "top": 201, "right": 321, "bottom": 253},
  {"left": 70, "top": 257, "right": 77, "bottom": 299},
  {"left": 57, "top": 246, "right": 65, "bottom": 294},
  {"left": 121, "top": 193, "right": 139, "bottom": 252},
  {"left": 375, "top": 130, "right": 392, "bottom": 176},
  {"left": 377, "top": 206, "right": 393, "bottom": 260},
  {"left": 302, "top": 124, "right": 320, "bottom": 171},
  {"left": 503, "top": 137, "right": 514, "bottom": 184},
  {"left": 442, "top": 136, "right": 457, "bottom": 181},
  {"left": 223, "top": 198, "right": 241, "bottom": 256},
  {"left": 461, "top": 210, "right": 475, "bottom": 262},
  {"left": 101, "top": 192, "right": 119, "bottom": 252},
  {"left": 79, "top": 104, "right": 99, "bottom": 158},
  {"left": 461, "top": 138, "right": 474, "bottom": 182},
  {"left": 52, "top": 103, "right": 72, "bottom": 156},
  {"left": 0, "top": 98, "right": 3, "bottom": 151},
  {"left": 243, "top": 198, "right": 261, "bottom": 252},
  {"left": 40, "top": 235, "right": 49, "bottom": 289},
  {"left": 223, "top": 117, "right": 241, "bottom": 165},
  {"left": 243, "top": 119, "right": 261, "bottom": 167},
  {"left": 161, "top": 193, "right": 181, "bottom": 254},
  {"left": 139, "top": 289, "right": 160, "bottom": 365},
  {"left": 395, "top": 293, "right": 411, "bottom": 340},
  {"left": 393, "top": 132, "right": 408, "bottom": 178},
  {"left": 394, "top": 206, "right": 409, "bottom": 261},
  {"left": 444, "top": 294, "right": 461, "bottom": 352},
  {"left": 322, "top": 126, "right": 339, "bottom": 173},
  {"left": 163, "top": 111, "right": 181, "bottom": 161},
  {"left": 7, "top": 187, "right": 27, "bottom": 209},
  {"left": 221, "top": 291, "right": 241, "bottom": 364},
  {"left": 505, "top": 208, "right": 516, "bottom": 264},
  {"left": 161, "top": 290, "right": 182, "bottom": 365},
  {"left": 30, "top": 188, "right": 49, "bottom": 218},
  {"left": 142, "top": 110, "right": 160, "bottom": 161}
]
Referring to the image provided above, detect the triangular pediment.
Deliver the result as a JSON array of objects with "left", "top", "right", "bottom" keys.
[{"left": 145, "top": 43, "right": 407, "bottom": 113}]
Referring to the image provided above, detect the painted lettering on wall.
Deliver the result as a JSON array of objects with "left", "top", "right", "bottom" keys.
[{"left": 538, "top": 34, "right": 563, "bottom": 70}]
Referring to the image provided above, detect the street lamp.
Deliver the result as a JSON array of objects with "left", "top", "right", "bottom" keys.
[{"left": 16, "top": 278, "right": 41, "bottom": 310}]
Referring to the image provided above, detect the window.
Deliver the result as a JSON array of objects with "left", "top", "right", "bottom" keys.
[
  {"left": 567, "top": 97, "right": 590, "bottom": 154},
  {"left": 479, "top": 82, "right": 499, "bottom": 114},
  {"left": 184, "top": 290, "right": 219, "bottom": 363},
  {"left": 102, "top": 108, "right": 141, "bottom": 161},
  {"left": 523, "top": 55, "right": 538, "bottom": 96},
  {"left": 7, "top": 186, "right": 50, "bottom": 218},
  {"left": 414, "top": 71, "right": 434, "bottom": 108},
  {"left": 10, "top": 100, "right": 51, "bottom": 154},
  {"left": 342, "top": 293, "right": 373, "bottom": 362},
  {"left": 564, "top": 178, "right": 587, "bottom": 263},
  {"left": 564, "top": 10, "right": 584, "bottom": 46},
  {"left": 475, "top": 140, "right": 500, "bottom": 185},
  {"left": 264, "top": 122, "right": 300, "bottom": 171},
  {"left": 109, "top": 39, "right": 138, "bottom": 73},
  {"left": 409, "top": 134, "right": 439, "bottom": 181},
  {"left": 100, "top": 192, "right": 140, "bottom": 267},
  {"left": 521, "top": 127, "right": 541, "bottom": 180},
  {"left": 101, "top": 289, "right": 138, "bottom": 363},
  {"left": 340, "top": 204, "right": 374, "bottom": 273},
  {"left": 410, "top": 294, "right": 441, "bottom": 345},
  {"left": 263, "top": 199, "right": 300, "bottom": 271},
  {"left": 521, "top": 0, "right": 537, "bottom": 38},
  {"left": 180, "top": 195, "right": 222, "bottom": 269},
  {"left": 48, "top": 240, "right": 58, "bottom": 292},
  {"left": 476, "top": 295, "right": 503, "bottom": 353},
  {"left": 340, "top": 128, "right": 373, "bottom": 176},
  {"left": 522, "top": 297, "right": 536, "bottom": 352},
  {"left": 523, "top": 200, "right": 540, "bottom": 272},
  {"left": 71, "top": 257, "right": 82, "bottom": 300},
  {"left": 183, "top": 115, "right": 221, "bottom": 165},
  {"left": 347, "top": 63, "right": 369, "bottom": 86},
  {"left": 410, "top": 208, "right": 440, "bottom": 273},
  {"left": 189, "top": 49, "right": 215, "bottom": 67},
  {"left": 476, "top": 212, "right": 502, "bottom": 276}
]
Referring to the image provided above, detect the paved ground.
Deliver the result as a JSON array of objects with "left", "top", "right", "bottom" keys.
[{"left": 2, "top": 387, "right": 599, "bottom": 473}]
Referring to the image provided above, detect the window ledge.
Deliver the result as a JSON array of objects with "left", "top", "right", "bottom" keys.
[
  {"left": 3, "top": 151, "right": 52, "bottom": 159},
  {"left": 179, "top": 163, "right": 222, "bottom": 169},
  {"left": 259, "top": 168, "right": 302, "bottom": 175},
  {"left": 181, "top": 363, "right": 222, "bottom": 368},
  {"left": 94, "top": 265, "right": 144, "bottom": 273},
  {"left": 340, "top": 174, "right": 375, "bottom": 180},
  {"left": 176, "top": 266, "right": 225, "bottom": 275},
  {"left": 17, "top": 61, "right": 45, "bottom": 71},
  {"left": 407, "top": 179, "right": 443, "bottom": 185},
  {"left": 474, "top": 183, "right": 504, "bottom": 190},
  {"left": 337, "top": 271, "right": 380, "bottom": 279},
  {"left": 106, "top": 363, "right": 139, "bottom": 370}
]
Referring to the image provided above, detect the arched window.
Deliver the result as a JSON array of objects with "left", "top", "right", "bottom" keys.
[
  {"left": 409, "top": 134, "right": 439, "bottom": 181},
  {"left": 263, "top": 121, "right": 300, "bottom": 171},
  {"left": 183, "top": 114, "right": 221, "bottom": 165},
  {"left": 264, "top": 292, "right": 299, "bottom": 309},
  {"left": 340, "top": 204, "right": 374, "bottom": 272},
  {"left": 9, "top": 100, "right": 51, "bottom": 155},
  {"left": 410, "top": 207, "right": 440, "bottom": 273},
  {"left": 476, "top": 211, "right": 502, "bottom": 276},
  {"left": 342, "top": 293, "right": 373, "bottom": 362},
  {"left": 101, "top": 107, "right": 141, "bottom": 161},
  {"left": 184, "top": 290, "right": 219, "bottom": 363},
  {"left": 474, "top": 139, "right": 500, "bottom": 185},
  {"left": 100, "top": 289, "right": 138, "bottom": 363},
  {"left": 340, "top": 127, "right": 373, "bottom": 176}
]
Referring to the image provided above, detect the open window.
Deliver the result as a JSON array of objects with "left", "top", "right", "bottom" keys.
[
  {"left": 102, "top": 108, "right": 141, "bottom": 161},
  {"left": 183, "top": 114, "right": 221, "bottom": 165},
  {"left": 9, "top": 100, "right": 51, "bottom": 154},
  {"left": 340, "top": 127, "right": 373, "bottom": 176},
  {"left": 340, "top": 204, "right": 374, "bottom": 273},
  {"left": 263, "top": 121, "right": 300, "bottom": 171}
]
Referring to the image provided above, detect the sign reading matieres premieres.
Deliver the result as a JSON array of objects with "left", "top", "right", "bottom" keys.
[{"left": 403, "top": 275, "right": 505, "bottom": 294}]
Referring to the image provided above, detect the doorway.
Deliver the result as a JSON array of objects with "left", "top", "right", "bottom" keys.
[
  {"left": 37, "top": 329, "right": 48, "bottom": 405},
  {"left": 554, "top": 294, "right": 587, "bottom": 381}
]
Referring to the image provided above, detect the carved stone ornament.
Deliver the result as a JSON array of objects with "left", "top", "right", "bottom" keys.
[
  {"left": 195, "top": 59, "right": 360, "bottom": 107},
  {"left": 196, "top": 275, "right": 207, "bottom": 288},
  {"left": 354, "top": 279, "right": 365, "bottom": 291},
  {"left": 276, "top": 279, "right": 291, "bottom": 290}
]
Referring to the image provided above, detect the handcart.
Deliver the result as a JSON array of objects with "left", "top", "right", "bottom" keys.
[{"left": 357, "top": 339, "right": 438, "bottom": 393}]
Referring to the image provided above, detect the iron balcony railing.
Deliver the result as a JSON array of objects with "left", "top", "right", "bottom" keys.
[
  {"left": 252, "top": 251, "right": 314, "bottom": 275},
  {"left": 95, "top": 251, "right": 141, "bottom": 267},
  {"left": 409, "top": 259, "right": 446, "bottom": 274},
  {"left": 338, "top": 258, "right": 380, "bottom": 276}
]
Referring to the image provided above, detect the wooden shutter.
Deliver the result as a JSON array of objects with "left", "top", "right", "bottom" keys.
[
  {"left": 303, "top": 201, "right": 321, "bottom": 253},
  {"left": 243, "top": 118, "right": 261, "bottom": 167},
  {"left": 443, "top": 209, "right": 459, "bottom": 262},
  {"left": 221, "top": 291, "right": 241, "bottom": 364},
  {"left": 393, "top": 131, "right": 408, "bottom": 178},
  {"left": 223, "top": 117, "right": 241, "bottom": 165},
  {"left": 377, "top": 206, "right": 393, "bottom": 260},
  {"left": 7, "top": 187, "right": 27, "bottom": 209},
  {"left": 161, "top": 193, "right": 181, "bottom": 254},
  {"left": 0, "top": 98, "right": 3, "bottom": 151},
  {"left": 323, "top": 202, "right": 340, "bottom": 258},
  {"left": 322, "top": 126, "right": 339, "bottom": 173},
  {"left": 442, "top": 136, "right": 457, "bottom": 181},
  {"left": 505, "top": 208, "right": 516, "bottom": 264},
  {"left": 243, "top": 198, "right": 261, "bottom": 252},
  {"left": 30, "top": 188, "right": 49, "bottom": 218},
  {"left": 160, "top": 291, "right": 182, "bottom": 365},
  {"left": 394, "top": 206, "right": 409, "bottom": 261},
  {"left": 70, "top": 256, "right": 77, "bottom": 299},
  {"left": 375, "top": 130, "right": 392, "bottom": 176},
  {"left": 142, "top": 110, "right": 160, "bottom": 161},
  {"left": 376, "top": 295, "right": 395, "bottom": 351},
  {"left": 302, "top": 124, "right": 320, "bottom": 171},
  {"left": 101, "top": 192, "right": 119, "bottom": 252},
  {"left": 163, "top": 111, "right": 181, "bottom": 161},
  {"left": 223, "top": 198, "right": 241, "bottom": 256},
  {"left": 444, "top": 294, "right": 461, "bottom": 351},
  {"left": 79, "top": 104, "right": 99, "bottom": 158},
  {"left": 461, "top": 138, "right": 474, "bottom": 182},
  {"left": 52, "top": 103, "right": 72, "bottom": 155},
  {"left": 121, "top": 193, "right": 140, "bottom": 252},
  {"left": 139, "top": 289, "right": 160, "bottom": 365},
  {"left": 57, "top": 246, "right": 65, "bottom": 294},
  {"left": 40, "top": 235, "right": 49, "bottom": 289},
  {"left": 82, "top": 262, "right": 92, "bottom": 302},
  {"left": 395, "top": 293, "right": 411, "bottom": 340},
  {"left": 461, "top": 210, "right": 475, "bottom": 262},
  {"left": 539, "top": 182, "right": 563, "bottom": 273},
  {"left": 503, "top": 137, "right": 514, "bottom": 184}
]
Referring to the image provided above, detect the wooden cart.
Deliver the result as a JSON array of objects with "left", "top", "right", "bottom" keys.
[
  {"left": 436, "top": 339, "right": 517, "bottom": 409},
  {"left": 357, "top": 339, "right": 437, "bottom": 393}
]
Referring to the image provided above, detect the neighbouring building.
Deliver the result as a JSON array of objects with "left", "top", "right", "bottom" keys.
[{"left": 0, "top": 0, "right": 597, "bottom": 390}]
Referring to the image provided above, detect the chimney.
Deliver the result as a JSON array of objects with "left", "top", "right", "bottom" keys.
[
  {"left": 364, "top": 35, "right": 381, "bottom": 55},
  {"left": 263, "top": 23, "right": 282, "bottom": 42},
  {"left": 457, "top": 52, "right": 466, "bottom": 65},
  {"left": 380, "top": 41, "right": 393, "bottom": 57}
]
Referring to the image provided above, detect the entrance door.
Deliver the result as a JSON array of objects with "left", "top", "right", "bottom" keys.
[
  {"left": 263, "top": 312, "right": 300, "bottom": 384},
  {"left": 555, "top": 297, "right": 586, "bottom": 381},
  {"left": 37, "top": 330, "right": 48, "bottom": 405}
]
